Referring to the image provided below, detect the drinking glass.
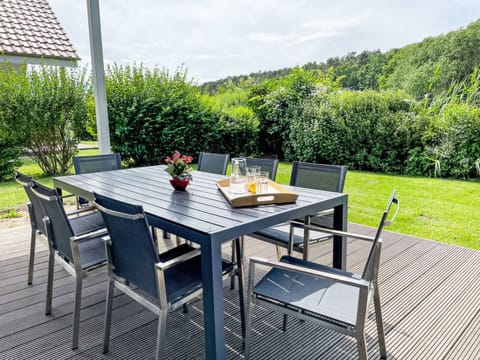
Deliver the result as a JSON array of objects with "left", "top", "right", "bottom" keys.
[
  {"left": 255, "top": 171, "right": 269, "bottom": 194},
  {"left": 247, "top": 166, "right": 261, "bottom": 182},
  {"left": 229, "top": 158, "right": 248, "bottom": 194}
]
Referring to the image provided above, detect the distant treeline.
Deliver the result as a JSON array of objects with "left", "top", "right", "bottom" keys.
[{"left": 201, "top": 19, "right": 480, "bottom": 99}]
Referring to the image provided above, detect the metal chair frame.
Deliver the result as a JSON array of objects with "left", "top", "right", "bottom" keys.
[
  {"left": 244, "top": 191, "right": 399, "bottom": 360},
  {"left": 30, "top": 184, "right": 107, "bottom": 350},
  {"left": 16, "top": 171, "right": 103, "bottom": 285},
  {"left": 94, "top": 196, "right": 244, "bottom": 360},
  {"left": 250, "top": 162, "right": 348, "bottom": 260}
]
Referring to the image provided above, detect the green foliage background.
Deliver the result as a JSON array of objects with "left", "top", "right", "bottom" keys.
[{"left": 0, "top": 64, "right": 88, "bottom": 176}]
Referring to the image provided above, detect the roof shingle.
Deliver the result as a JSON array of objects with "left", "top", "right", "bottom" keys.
[{"left": 0, "top": 0, "right": 79, "bottom": 61}]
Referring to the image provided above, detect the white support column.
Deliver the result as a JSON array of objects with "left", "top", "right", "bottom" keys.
[{"left": 87, "top": 0, "right": 111, "bottom": 154}]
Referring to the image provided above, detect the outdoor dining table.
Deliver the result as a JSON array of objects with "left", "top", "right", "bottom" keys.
[{"left": 53, "top": 165, "right": 348, "bottom": 359}]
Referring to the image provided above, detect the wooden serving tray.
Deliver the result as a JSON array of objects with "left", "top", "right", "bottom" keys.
[{"left": 216, "top": 178, "right": 298, "bottom": 207}]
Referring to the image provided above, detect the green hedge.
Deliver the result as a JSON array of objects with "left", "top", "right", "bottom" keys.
[
  {"left": 289, "top": 90, "right": 421, "bottom": 173},
  {"left": 0, "top": 133, "right": 21, "bottom": 181},
  {"left": 407, "top": 103, "right": 480, "bottom": 178},
  {"left": 0, "top": 64, "right": 88, "bottom": 176},
  {"left": 87, "top": 65, "right": 260, "bottom": 166}
]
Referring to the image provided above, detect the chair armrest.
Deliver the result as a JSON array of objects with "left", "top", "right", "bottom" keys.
[
  {"left": 249, "top": 256, "right": 369, "bottom": 289},
  {"left": 70, "top": 228, "right": 108, "bottom": 243},
  {"left": 155, "top": 249, "right": 201, "bottom": 271},
  {"left": 289, "top": 221, "right": 376, "bottom": 242},
  {"left": 291, "top": 209, "right": 334, "bottom": 227},
  {"left": 66, "top": 205, "right": 96, "bottom": 216},
  {"left": 60, "top": 193, "right": 76, "bottom": 199}
]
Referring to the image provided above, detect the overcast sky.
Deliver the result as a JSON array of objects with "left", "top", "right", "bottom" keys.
[{"left": 49, "top": 0, "right": 480, "bottom": 83}]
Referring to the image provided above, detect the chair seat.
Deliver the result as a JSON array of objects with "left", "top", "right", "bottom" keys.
[
  {"left": 70, "top": 212, "right": 105, "bottom": 235},
  {"left": 253, "top": 256, "right": 360, "bottom": 327},
  {"left": 77, "top": 235, "right": 107, "bottom": 269},
  {"left": 159, "top": 244, "right": 235, "bottom": 305},
  {"left": 253, "top": 224, "right": 331, "bottom": 248}
]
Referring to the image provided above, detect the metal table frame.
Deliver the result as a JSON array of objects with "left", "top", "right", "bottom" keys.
[{"left": 54, "top": 166, "right": 347, "bottom": 359}]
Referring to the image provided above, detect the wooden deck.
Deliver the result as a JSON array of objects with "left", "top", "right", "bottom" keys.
[{"left": 1, "top": 223, "right": 479, "bottom": 359}]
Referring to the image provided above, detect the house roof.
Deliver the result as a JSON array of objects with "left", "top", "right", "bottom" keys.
[{"left": 0, "top": 0, "right": 80, "bottom": 64}]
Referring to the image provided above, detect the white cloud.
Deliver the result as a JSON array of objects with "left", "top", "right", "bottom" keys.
[{"left": 48, "top": 0, "right": 480, "bottom": 83}]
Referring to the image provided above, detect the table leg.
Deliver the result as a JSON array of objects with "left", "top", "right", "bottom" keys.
[
  {"left": 235, "top": 238, "right": 246, "bottom": 341},
  {"left": 333, "top": 199, "right": 348, "bottom": 269},
  {"left": 201, "top": 239, "right": 226, "bottom": 360}
]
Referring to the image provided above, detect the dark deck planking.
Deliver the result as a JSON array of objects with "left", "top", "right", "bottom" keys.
[{"left": 0, "top": 224, "right": 479, "bottom": 359}]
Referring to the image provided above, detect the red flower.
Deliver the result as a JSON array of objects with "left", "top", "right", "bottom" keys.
[
  {"left": 164, "top": 150, "right": 193, "bottom": 179},
  {"left": 172, "top": 150, "right": 181, "bottom": 162}
]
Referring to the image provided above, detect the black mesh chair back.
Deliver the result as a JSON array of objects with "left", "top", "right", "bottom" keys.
[
  {"left": 73, "top": 153, "right": 122, "bottom": 174},
  {"left": 197, "top": 152, "right": 230, "bottom": 175},
  {"left": 73, "top": 153, "right": 121, "bottom": 206},
  {"left": 15, "top": 171, "right": 46, "bottom": 235},
  {"left": 290, "top": 161, "right": 347, "bottom": 192},
  {"left": 291, "top": 161, "right": 347, "bottom": 229},
  {"left": 30, "top": 180, "right": 75, "bottom": 262},
  {"left": 251, "top": 161, "right": 348, "bottom": 258},
  {"left": 245, "top": 157, "right": 279, "bottom": 181},
  {"left": 93, "top": 193, "right": 160, "bottom": 298}
]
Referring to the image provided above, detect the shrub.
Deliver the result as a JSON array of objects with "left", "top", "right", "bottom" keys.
[
  {"left": 413, "top": 104, "right": 480, "bottom": 178},
  {"left": 209, "top": 104, "right": 259, "bottom": 156},
  {"left": 407, "top": 68, "right": 480, "bottom": 178},
  {"left": 0, "top": 64, "right": 89, "bottom": 176},
  {"left": 93, "top": 65, "right": 219, "bottom": 166},
  {"left": 289, "top": 90, "right": 420, "bottom": 173},
  {"left": 0, "top": 131, "right": 21, "bottom": 182},
  {"left": 248, "top": 68, "right": 339, "bottom": 159}
]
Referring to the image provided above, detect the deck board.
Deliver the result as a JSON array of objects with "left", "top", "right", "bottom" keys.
[{"left": 0, "top": 224, "right": 479, "bottom": 359}]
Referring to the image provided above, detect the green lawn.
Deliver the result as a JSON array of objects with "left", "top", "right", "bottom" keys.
[
  {"left": 274, "top": 162, "right": 480, "bottom": 250},
  {"left": 2, "top": 156, "right": 479, "bottom": 250}
]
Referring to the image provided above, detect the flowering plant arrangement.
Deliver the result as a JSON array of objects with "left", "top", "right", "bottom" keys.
[{"left": 165, "top": 151, "right": 193, "bottom": 180}]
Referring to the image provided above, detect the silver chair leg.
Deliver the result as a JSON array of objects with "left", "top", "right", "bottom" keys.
[
  {"left": 71, "top": 276, "right": 83, "bottom": 349},
  {"left": 374, "top": 284, "right": 387, "bottom": 359},
  {"left": 103, "top": 279, "right": 115, "bottom": 354},
  {"left": 276, "top": 244, "right": 282, "bottom": 260},
  {"left": 244, "top": 299, "right": 253, "bottom": 359},
  {"left": 302, "top": 216, "right": 311, "bottom": 261},
  {"left": 27, "top": 230, "right": 36, "bottom": 285},
  {"left": 155, "top": 309, "right": 168, "bottom": 360},
  {"left": 230, "top": 241, "right": 236, "bottom": 290},
  {"left": 356, "top": 332, "right": 368, "bottom": 360},
  {"left": 45, "top": 251, "right": 55, "bottom": 315}
]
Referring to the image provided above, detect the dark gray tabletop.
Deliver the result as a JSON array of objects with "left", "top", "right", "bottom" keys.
[{"left": 54, "top": 166, "right": 347, "bottom": 245}]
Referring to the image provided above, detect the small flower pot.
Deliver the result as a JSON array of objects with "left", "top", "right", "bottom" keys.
[{"left": 170, "top": 177, "right": 190, "bottom": 191}]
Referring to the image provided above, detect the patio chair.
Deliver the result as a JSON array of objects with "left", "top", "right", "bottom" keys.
[
  {"left": 93, "top": 193, "right": 241, "bottom": 359},
  {"left": 245, "top": 190, "right": 399, "bottom": 360},
  {"left": 15, "top": 171, "right": 105, "bottom": 285},
  {"left": 250, "top": 161, "right": 348, "bottom": 259},
  {"left": 73, "top": 153, "right": 122, "bottom": 207},
  {"left": 245, "top": 157, "right": 279, "bottom": 181},
  {"left": 29, "top": 180, "right": 107, "bottom": 349},
  {"left": 197, "top": 152, "right": 230, "bottom": 175}
]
